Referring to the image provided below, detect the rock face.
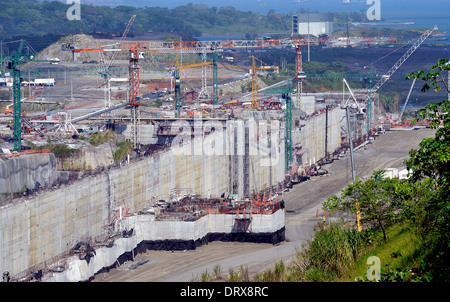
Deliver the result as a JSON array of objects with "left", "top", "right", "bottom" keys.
[
  {"left": 0, "top": 153, "right": 58, "bottom": 194},
  {"left": 56, "top": 143, "right": 115, "bottom": 171}
]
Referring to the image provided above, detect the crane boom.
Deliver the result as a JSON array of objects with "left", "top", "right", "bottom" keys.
[
  {"left": 399, "top": 77, "right": 416, "bottom": 120},
  {"left": 106, "top": 15, "right": 135, "bottom": 71},
  {"left": 370, "top": 26, "right": 438, "bottom": 93}
]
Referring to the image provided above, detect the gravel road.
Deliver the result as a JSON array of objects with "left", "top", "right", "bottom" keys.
[{"left": 92, "top": 128, "right": 435, "bottom": 282}]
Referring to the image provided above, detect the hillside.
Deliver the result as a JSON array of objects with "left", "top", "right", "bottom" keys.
[{"left": 0, "top": 1, "right": 290, "bottom": 46}]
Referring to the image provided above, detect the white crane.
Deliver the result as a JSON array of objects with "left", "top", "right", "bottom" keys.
[
  {"left": 368, "top": 26, "right": 438, "bottom": 95},
  {"left": 98, "top": 15, "right": 136, "bottom": 109},
  {"left": 399, "top": 77, "right": 417, "bottom": 120},
  {"left": 363, "top": 26, "right": 438, "bottom": 126}
]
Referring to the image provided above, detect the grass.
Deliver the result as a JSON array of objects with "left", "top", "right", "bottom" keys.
[
  {"left": 193, "top": 222, "right": 431, "bottom": 282},
  {"left": 344, "top": 224, "right": 426, "bottom": 282}
]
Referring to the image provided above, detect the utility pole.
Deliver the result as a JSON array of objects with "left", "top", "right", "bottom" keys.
[
  {"left": 346, "top": 106, "right": 356, "bottom": 183},
  {"left": 325, "top": 105, "right": 329, "bottom": 160},
  {"left": 345, "top": 105, "right": 361, "bottom": 231},
  {"left": 1, "top": 40, "right": 3, "bottom": 76}
]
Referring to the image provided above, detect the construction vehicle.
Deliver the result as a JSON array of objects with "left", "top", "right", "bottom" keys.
[
  {"left": 265, "top": 100, "right": 282, "bottom": 110},
  {"left": 5, "top": 103, "right": 13, "bottom": 115}
]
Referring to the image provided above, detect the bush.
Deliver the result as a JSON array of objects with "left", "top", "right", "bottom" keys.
[
  {"left": 89, "top": 130, "right": 114, "bottom": 146},
  {"left": 297, "top": 222, "right": 370, "bottom": 281},
  {"left": 114, "top": 141, "right": 133, "bottom": 162}
]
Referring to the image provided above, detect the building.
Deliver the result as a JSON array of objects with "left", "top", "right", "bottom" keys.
[{"left": 292, "top": 12, "right": 334, "bottom": 37}]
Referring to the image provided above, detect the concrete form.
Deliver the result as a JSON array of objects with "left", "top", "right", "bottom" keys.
[{"left": 45, "top": 205, "right": 285, "bottom": 282}]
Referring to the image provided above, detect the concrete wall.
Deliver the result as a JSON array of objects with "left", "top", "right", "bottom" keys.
[
  {"left": 295, "top": 106, "right": 345, "bottom": 170},
  {"left": 0, "top": 109, "right": 345, "bottom": 280},
  {"left": 46, "top": 209, "right": 285, "bottom": 282},
  {"left": 0, "top": 121, "right": 286, "bottom": 280}
]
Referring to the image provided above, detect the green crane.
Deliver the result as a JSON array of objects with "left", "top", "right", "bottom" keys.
[
  {"left": 5, "top": 40, "right": 57, "bottom": 151},
  {"left": 174, "top": 69, "right": 182, "bottom": 118},
  {"left": 265, "top": 79, "right": 295, "bottom": 172}
]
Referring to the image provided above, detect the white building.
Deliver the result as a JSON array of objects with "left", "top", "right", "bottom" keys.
[{"left": 292, "top": 13, "right": 334, "bottom": 37}]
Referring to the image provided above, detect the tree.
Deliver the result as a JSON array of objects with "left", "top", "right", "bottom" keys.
[
  {"left": 404, "top": 58, "right": 450, "bottom": 281},
  {"left": 323, "top": 170, "right": 406, "bottom": 242},
  {"left": 405, "top": 59, "right": 450, "bottom": 190}
]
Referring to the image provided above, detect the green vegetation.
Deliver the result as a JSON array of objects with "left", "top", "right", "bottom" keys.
[
  {"left": 114, "top": 141, "right": 133, "bottom": 162},
  {"left": 324, "top": 170, "right": 408, "bottom": 243},
  {"left": 379, "top": 83, "right": 402, "bottom": 112},
  {"left": 0, "top": 0, "right": 290, "bottom": 43},
  {"left": 33, "top": 141, "right": 78, "bottom": 159},
  {"left": 89, "top": 129, "right": 114, "bottom": 146}
]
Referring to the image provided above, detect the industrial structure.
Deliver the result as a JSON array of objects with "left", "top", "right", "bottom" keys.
[
  {"left": 292, "top": 12, "right": 334, "bottom": 37},
  {"left": 0, "top": 9, "right": 440, "bottom": 281}
]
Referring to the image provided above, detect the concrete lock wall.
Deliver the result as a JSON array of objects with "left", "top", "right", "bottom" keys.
[
  {"left": 296, "top": 106, "right": 345, "bottom": 169},
  {"left": 0, "top": 111, "right": 343, "bottom": 279},
  {"left": 0, "top": 121, "right": 287, "bottom": 279}
]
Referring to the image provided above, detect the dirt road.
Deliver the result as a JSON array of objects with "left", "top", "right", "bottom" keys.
[{"left": 93, "top": 128, "right": 435, "bottom": 282}]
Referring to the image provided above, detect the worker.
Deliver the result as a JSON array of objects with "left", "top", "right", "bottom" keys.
[{"left": 323, "top": 216, "right": 326, "bottom": 224}]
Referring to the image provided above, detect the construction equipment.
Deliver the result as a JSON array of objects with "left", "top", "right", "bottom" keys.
[
  {"left": 219, "top": 56, "right": 279, "bottom": 110},
  {"left": 363, "top": 26, "right": 437, "bottom": 128},
  {"left": 399, "top": 77, "right": 417, "bottom": 120},
  {"left": 99, "top": 15, "right": 136, "bottom": 110},
  {"left": 367, "top": 26, "right": 438, "bottom": 94},
  {"left": 61, "top": 35, "right": 395, "bottom": 146},
  {"left": 166, "top": 58, "right": 214, "bottom": 117},
  {"left": 4, "top": 103, "right": 13, "bottom": 115},
  {"left": 265, "top": 79, "right": 295, "bottom": 172},
  {"left": 4, "top": 40, "right": 58, "bottom": 151}
]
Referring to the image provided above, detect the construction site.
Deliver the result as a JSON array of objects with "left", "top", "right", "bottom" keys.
[{"left": 0, "top": 12, "right": 443, "bottom": 282}]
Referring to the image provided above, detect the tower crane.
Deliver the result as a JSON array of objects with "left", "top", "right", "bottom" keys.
[
  {"left": 166, "top": 59, "right": 213, "bottom": 117},
  {"left": 4, "top": 40, "right": 58, "bottom": 151},
  {"left": 99, "top": 14, "right": 136, "bottom": 110},
  {"left": 219, "top": 56, "right": 279, "bottom": 110}
]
